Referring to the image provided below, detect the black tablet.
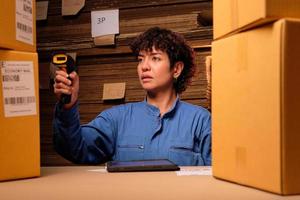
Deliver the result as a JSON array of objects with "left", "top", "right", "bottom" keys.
[{"left": 106, "top": 159, "right": 180, "bottom": 172}]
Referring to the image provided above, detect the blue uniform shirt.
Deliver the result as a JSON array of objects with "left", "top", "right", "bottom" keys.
[{"left": 53, "top": 97, "right": 211, "bottom": 166}]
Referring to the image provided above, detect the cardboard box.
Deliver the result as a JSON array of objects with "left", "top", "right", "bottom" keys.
[
  {"left": 0, "top": 50, "right": 40, "bottom": 181},
  {"left": 213, "top": 0, "right": 300, "bottom": 39},
  {"left": 212, "top": 18, "right": 300, "bottom": 194},
  {"left": 0, "top": 0, "right": 36, "bottom": 52}
]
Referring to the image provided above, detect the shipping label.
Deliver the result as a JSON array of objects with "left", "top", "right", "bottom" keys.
[
  {"left": 1, "top": 61, "right": 36, "bottom": 117},
  {"left": 16, "top": 0, "right": 33, "bottom": 45}
]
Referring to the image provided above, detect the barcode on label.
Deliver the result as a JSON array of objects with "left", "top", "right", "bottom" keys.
[
  {"left": 4, "top": 96, "right": 35, "bottom": 105},
  {"left": 17, "top": 22, "right": 32, "bottom": 34},
  {"left": 2, "top": 75, "right": 20, "bottom": 82}
]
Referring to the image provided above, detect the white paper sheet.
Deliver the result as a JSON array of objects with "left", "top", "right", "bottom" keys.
[
  {"left": 91, "top": 9, "right": 119, "bottom": 37},
  {"left": 176, "top": 167, "right": 212, "bottom": 176}
]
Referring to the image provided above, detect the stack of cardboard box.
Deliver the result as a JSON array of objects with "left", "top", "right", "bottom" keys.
[
  {"left": 0, "top": 0, "right": 40, "bottom": 181},
  {"left": 212, "top": 0, "right": 300, "bottom": 195}
]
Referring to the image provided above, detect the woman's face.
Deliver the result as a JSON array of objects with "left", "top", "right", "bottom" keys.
[{"left": 137, "top": 48, "right": 174, "bottom": 94}]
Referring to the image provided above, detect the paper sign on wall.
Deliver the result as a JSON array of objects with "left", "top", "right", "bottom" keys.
[
  {"left": 36, "top": 1, "right": 48, "bottom": 20},
  {"left": 91, "top": 9, "right": 119, "bottom": 37},
  {"left": 62, "top": 0, "right": 85, "bottom": 16},
  {"left": 102, "top": 82, "right": 125, "bottom": 100}
]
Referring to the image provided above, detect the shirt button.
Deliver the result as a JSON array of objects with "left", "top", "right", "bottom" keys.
[{"left": 139, "top": 145, "right": 144, "bottom": 149}]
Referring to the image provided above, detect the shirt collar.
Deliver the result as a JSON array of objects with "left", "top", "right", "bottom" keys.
[{"left": 143, "top": 96, "right": 180, "bottom": 118}]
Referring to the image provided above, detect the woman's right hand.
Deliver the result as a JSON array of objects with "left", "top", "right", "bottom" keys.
[{"left": 53, "top": 70, "right": 79, "bottom": 110}]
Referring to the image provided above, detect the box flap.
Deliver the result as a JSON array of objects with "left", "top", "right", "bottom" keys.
[{"left": 281, "top": 18, "right": 300, "bottom": 195}]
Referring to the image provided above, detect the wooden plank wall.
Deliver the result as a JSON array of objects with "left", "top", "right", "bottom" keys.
[{"left": 37, "top": 0, "right": 212, "bottom": 166}]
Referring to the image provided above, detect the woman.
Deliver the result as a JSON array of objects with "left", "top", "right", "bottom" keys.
[{"left": 53, "top": 27, "right": 211, "bottom": 166}]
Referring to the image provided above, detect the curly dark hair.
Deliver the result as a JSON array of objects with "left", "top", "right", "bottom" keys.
[{"left": 129, "top": 27, "right": 196, "bottom": 94}]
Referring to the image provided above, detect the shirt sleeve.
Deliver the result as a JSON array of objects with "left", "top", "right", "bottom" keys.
[
  {"left": 53, "top": 102, "right": 117, "bottom": 164},
  {"left": 199, "top": 110, "right": 212, "bottom": 166}
]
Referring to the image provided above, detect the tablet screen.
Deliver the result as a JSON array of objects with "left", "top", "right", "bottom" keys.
[{"left": 107, "top": 159, "right": 180, "bottom": 172}]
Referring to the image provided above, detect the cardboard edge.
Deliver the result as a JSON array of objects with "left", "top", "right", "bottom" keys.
[
  {"left": 213, "top": 175, "right": 287, "bottom": 195},
  {"left": 278, "top": 18, "right": 300, "bottom": 195},
  {"left": 213, "top": 17, "right": 278, "bottom": 41},
  {"left": 278, "top": 18, "right": 286, "bottom": 195},
  {"left": 61, "top": 0, "right": 85, "bottom": 16},
  {"left": 102, "top": 82, "right": 126, "bottom": 100},
  {"left": 93, "top": 34, "right": 116, "bottom": 46}
]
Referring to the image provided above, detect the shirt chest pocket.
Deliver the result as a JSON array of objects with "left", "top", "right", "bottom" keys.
[
  {"left": 168, "top": 142, "right": 204, "bottom": 166},
  {"left": 116, "top": 136, "right": 145, "bottom": 161}
]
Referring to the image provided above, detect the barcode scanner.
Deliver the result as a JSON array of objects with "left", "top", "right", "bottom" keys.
[{"left": 52, "top": 53, "right": 77, "bottom": 104}]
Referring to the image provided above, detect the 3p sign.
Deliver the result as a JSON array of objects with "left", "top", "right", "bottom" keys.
[
  {"left": 91, "top": 9, "right": 119, "bottom": 37},
  {"left": 97, "top": 17, "right": 106, "bottom": 24}
]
